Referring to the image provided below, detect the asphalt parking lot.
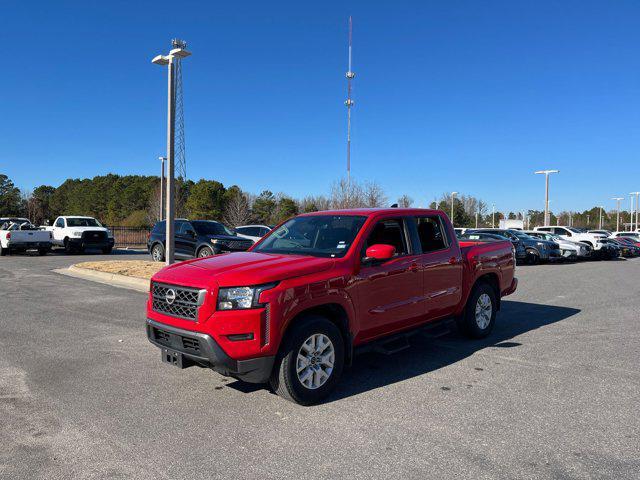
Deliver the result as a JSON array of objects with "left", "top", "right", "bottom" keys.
[{"left": 1, "top": 251, "right": 639, "bottom": 479}]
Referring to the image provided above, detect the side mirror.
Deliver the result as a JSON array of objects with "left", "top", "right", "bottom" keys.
[{"left": 364, "top": 244, "right": 396, "bottom": 262}]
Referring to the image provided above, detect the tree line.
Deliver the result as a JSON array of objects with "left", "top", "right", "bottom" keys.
[{"left": 0, "top": 172, "right": 633, "bottom": 230}]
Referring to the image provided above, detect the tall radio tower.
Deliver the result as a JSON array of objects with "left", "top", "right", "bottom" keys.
[
  {"left": 172, "top": 38, "right": 188, "bottom": 215},
  {"left": 345, "top": 17, "right": 355, "bottom": 192}
]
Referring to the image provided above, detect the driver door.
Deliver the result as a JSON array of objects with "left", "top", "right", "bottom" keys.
[{"left": 354, "top": 217, "right": 424, "bottom": 341}]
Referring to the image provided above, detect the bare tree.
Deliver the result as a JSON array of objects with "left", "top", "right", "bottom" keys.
[
  {"left": 330, "top": 177, "right": 364, "bottom": 209},
  {"left": 147, "top": 183, "right": 163, "bottom": 224},
  {"left": 362, "top": 181, "right": 388, "bottom": 208},
  {"left": 300, "top": 195, "right": 331, "bottom": 212},
  {"left": 223, "top": 191, "right": 253, "bottom": 227},
  {"left": 397, "top": 194, "right": 413, "bottom": 208}
]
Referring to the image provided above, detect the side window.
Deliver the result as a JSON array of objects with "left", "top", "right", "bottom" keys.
[
  {"left": 363, "top": 218, "right": 408, "bottom": 256},
  {"left": 415, "top": 216, "right": 447, "bottom": 252},
  {"left": 556, "top": 228, "right": 570, "bottom": 236},
  {"left": 245, "top": 227, "right": 260, "bottom": 236},
  {"left": 260, "top": 228, "right": 271, "bottom": 236},
  {"left": 55, "top": 218, "right": 65, "bottom": 228},
  {"left": 176, "top": 222, "right": 191, "bottom": 235}
]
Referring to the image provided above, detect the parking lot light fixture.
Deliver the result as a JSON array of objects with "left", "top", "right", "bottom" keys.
[
  {"left": 599, "top": 206, "right": 604, "bottom": 230},
  {"left": 492, "top": 203, "right": 495, "bottom": 228},
  {"left": 152, "top": 41, "right": 191, "bottom": 265},
  {"left": 535, "top": 170, "right": 559, "bottom": 226},
  {"left": 450, "top": 192, "right": 458, "bottom": 226},
  {"left": 612, "top": 197, "right": 624, "bottom": 231}
]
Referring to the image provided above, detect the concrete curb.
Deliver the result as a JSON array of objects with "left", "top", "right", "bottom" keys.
[{"left": 55, "top": 265, "right": 150, "bottom": 293}]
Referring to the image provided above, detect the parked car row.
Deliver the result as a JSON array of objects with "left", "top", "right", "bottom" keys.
[
  {"left": 0, "top": 215, "right": 114, "bottom": 256},
  {"left": 457, "top": 225, "right": 640, "bottom": 263}
]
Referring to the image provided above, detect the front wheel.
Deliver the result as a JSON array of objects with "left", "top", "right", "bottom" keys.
[
  {"left": 457, "top": 283, "right": 497, "bottom": 339},
  {"left": 38, "top": 248, "right": 49, "bottom": 256},
  {"left": 63, "top": 238, "right": 73, "bottom": 254},
  {"left": 197, "top": 246, "right": 214, "bottom": 258},
  {"left": 270, "top": 315, "right": 344, "bottom": 406},
  {"left": 0, "top": 244, "right": 5, "bottom": 256},
  {"left": 526, "top": 249, "right": 540, "bottom": 265}
]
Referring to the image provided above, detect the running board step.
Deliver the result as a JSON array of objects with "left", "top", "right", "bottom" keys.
[{"left": 371, "top": 337, "right": 411, "bottom": 355}]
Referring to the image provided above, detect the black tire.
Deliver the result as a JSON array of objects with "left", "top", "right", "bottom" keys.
[
  {"left": 0, "top": 244, "right": 5, "bottom": 256},
  {"left": 526, "top": 249, "right": 540, "bottom": 265},
  {"left": 270, "top": 315, "right": 344, "bottom": 406},
  {"left": 197, "top": 246, "right": 214, "bottom": 258},
  {"left": 63, "top": 238, "right": 73, "bottom": 254},
  {"left": 102, "top": 246, "right": 113, "bottom": 254},
  {"left": 457, "top": 282, "right": 497, "bottom": 339},
  {"left": 150, "top": 243, "right": 165, "bottom": 262},
  {"left": 38, "top": 249, "right": 48, "bottom": 256}
]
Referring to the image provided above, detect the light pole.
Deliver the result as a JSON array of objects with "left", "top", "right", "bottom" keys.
[
  {"left": 534, "top": 170, "right": 559, "bottom": 226},
  {"left": 159, "top": 156, "right": 166, "bottom": 221},
  {"left": 492, "top": 203, "right": 495, "bottom": 228},
  {"left": 631, "top": 192, "right": 640, "bottom": 231},
  {"left": 612, "top": 197, "right": 623, "bottom": 232},
  {"left": 152, "top": 42, "right": 191, "bottom": 265},
  {"left": 599, "top": 206, "right": 604, "bottom": 230},
  {"left": 586, "top": 214, "right": 590, "bottom": 228},
  {"left": 450, "top": 192, "right": 458, "bottom": 226}
]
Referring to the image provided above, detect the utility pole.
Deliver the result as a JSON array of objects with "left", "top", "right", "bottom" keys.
[
  {"left": 586, "top": 214, "right": 590, "bottom": 228},
  {"left": 450, "top": 192, "right": 458, "bottom": 226},
  {"left": 345, "top": 16, "right": 355, "bottom": 196},
  {"left": 612, "top": 197, "right": 623, "bottom": 232},
  {"left": 631, "top": 192, "right": 640, "bottom": 231},
  {"left": 535, "top": 170, "right": 559, "bottom": 226},
  {"left": 152, "top": 41, "right": 191, "bottom": 265},
  {"left": 492, "top": 203, "right": 495, "bottom": 228},
  {"left": 475, "top": 211, "right": 478, "bottom": 229},
  {"left": 159, "top": 156, "right": 166, "bottom": 220}
]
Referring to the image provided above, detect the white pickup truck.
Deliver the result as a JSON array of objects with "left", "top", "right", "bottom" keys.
[
  {"left": 533, "top": 226, "right": 608, "bottom": 253},
  {"left": 45, "top": 216, "right": 115, "bottom": 254},
  {"left": 0, "top": 219, "right": 52, "bottom": 256}
]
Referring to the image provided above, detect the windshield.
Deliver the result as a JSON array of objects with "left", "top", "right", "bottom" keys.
[
  {"left": 192, "top": 221, "right": 234, "bottom": 236},
  {"left": 253, "top": 215, "right": 367, "bottom": 258},
  {"left": 66, "top": 218, "right": 102, "bottom": 227}
]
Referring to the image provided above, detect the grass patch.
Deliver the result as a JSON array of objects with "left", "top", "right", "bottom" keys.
[{"left": 75, "top": 260, "right": 163, "bottom": 280}]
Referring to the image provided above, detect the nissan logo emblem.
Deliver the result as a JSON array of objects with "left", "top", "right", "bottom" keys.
[{"left": 165, "top": 289, "right": 177, "bottom": 305}]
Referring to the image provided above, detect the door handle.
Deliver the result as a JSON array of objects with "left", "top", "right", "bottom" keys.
[{"left": 408, "top": 263, "right": 419, "bottom": 273}]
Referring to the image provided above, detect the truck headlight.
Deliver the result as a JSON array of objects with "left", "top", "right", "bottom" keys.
[
  {"left": 107, "top": 229, "right": 113, "bottom": 238},
  {"left": 217, "top": 283, "right": 277, "bottom": 310}
]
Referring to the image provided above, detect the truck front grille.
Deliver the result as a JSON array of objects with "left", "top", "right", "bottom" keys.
[
  {"left": 151, "top": 282, "right": 205, "bottom": 321},
  {"left": 220, "top": 240, "right": 253, "bottom": 251},
  {"left": 82, "top": 230, "right": 107, "bottom": 244}
]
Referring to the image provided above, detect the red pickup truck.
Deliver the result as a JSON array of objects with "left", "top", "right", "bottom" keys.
[{"left": 146, "top": 208, "right": 517, "bottom": 405}]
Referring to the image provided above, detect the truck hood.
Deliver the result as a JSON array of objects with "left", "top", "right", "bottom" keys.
[
  {"left": 66, "top": 226, "right": 109, "bottom": 233},
  {"left": 153, "top": 252, "right": 335, "bottom": 289}
]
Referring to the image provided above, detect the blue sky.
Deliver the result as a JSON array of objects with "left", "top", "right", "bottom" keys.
[{"left": 2, "top": 1, "right": 640, "bottom": 214}]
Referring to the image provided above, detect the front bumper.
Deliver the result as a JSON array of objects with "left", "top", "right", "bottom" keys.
[
  {"left": 146, "top": 318, "right": 274, "bottom": 384},
  {"left": 68, "top": 237, "right": 114, "bottom": 249}
]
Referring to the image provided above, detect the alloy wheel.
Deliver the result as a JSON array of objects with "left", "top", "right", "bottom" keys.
[
  {"left": 296, "top": 334, "right": 335, "bottom": 390},
  {"left": 475, "top": 293, "right": 492, "bottom": 330}
]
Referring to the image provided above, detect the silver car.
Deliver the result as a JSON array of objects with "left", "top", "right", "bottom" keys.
[{"left": 524, "top": 230, "right": 591, "bottom": 259}]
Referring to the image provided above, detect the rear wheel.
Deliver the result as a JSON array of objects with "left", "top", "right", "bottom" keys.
[
  {"left": 197, "top": 246, "right": 214, "bottom": 258},
  {"left": 102, "top": 246, "right": 113, "bottom": 254},
  {"left": 270, "top": 315, "right": 344, "bottom": 406},
  {"left": 0, "top": 244, "right": 5, "bottom": 256},
  {"left": 38, "top": 248, "right": 48, "bottom": 256},
  {"left": 457, "top": 283, "right": 497, "bottom": 339},
  {"left": 151, "top": 244, "right": 165, "bottom": 262}
]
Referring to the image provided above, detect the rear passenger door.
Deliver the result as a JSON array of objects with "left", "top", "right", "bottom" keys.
[
  {"left": 354, "top": 217, "right": 424, "bottom": 340},
  {"left": 413, "top": 215, "right": 463, "bottom": 319}
]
